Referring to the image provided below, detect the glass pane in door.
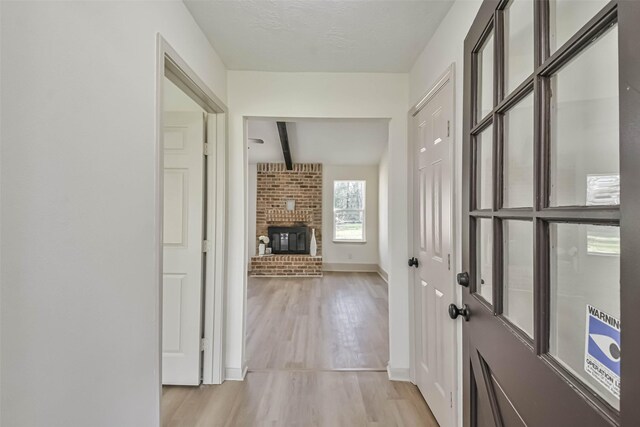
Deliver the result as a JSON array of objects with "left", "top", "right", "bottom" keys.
[
  {"left": 476, "top": 218, "right": 493, "bottom": 304},
  {"left": 503, "top": 220, "right": 534, "bottom": 337},
  {"left": 549, "top": 25, "right": 619, "bottom": 207},
  {"left": 503, "top": 92, "right": 534, "bottom": 207},
  {"left": 550, "top": 0, "right": 610, "bottom": 53},
  {"left": 477, "top": 32, "right": 495, "bottom": 120},
  {"left": 505, "top": 0, "right": 534, "bottom": 93},
  {"left": 476, "top": 125, "right": 494, "bottom": 210},
  {"left": 549, "top": 223, "right": 620, "bottom": 410}
]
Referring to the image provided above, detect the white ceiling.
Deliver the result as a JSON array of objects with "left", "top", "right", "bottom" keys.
[
  {"left": 183, "top": 0, "right": 455, "bottom": 72},
  {"left": 247, "top": 118, "right": 389, "bottom": 165}
]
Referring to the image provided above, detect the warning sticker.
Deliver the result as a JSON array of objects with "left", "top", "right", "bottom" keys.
[{"left": 584, "top": 305, "right": 620, "bottom": 399}]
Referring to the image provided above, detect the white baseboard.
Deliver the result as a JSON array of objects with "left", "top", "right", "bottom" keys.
[
  {"left": 323, "top": 262, "right": 378, "bottom": 272},
  {"left": 387, "top": 365, "right": 411, "bottom": 382},
  {"left": 376, "top": 265, "right": 388, "bottom": 283},
  {"left": 249, "top": 274, "right": 323, "bottom": 278},
  {"left": 225, "top": 366, "right": 248, "bottom": 381}
]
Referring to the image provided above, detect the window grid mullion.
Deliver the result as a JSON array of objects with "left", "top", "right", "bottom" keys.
[
  {"left": 533, "top": 0, "right": 549, "bottom": 356},
  {"left": 493, "top": 7, "right": 504, "bottom": 316}
]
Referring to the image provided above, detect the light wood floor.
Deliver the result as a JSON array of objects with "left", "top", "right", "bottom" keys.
[
  {"left": 246, "top": 272, "right": 389, "bottom": 370},
  {"left": 162, "top": 272, "right": 438, "bottom": 426},
  {"left": 162, "top": 371, "right": 437, "bottom": 426}
]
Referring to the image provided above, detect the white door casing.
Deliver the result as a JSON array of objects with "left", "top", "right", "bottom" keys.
[
  {"left": 412, "top": 73, "right": 456, "bottom": 427},
  {"left": 162, "top": 111, "right": 206, "bottom": 385}
]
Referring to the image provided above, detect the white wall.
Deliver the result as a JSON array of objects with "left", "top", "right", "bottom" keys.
[
  {"left": 410, "top": 1, "right": 481, "bottom": 108},
  {"left": 409, "top": 0, "right": 483, "bottom": 425},
  {"left": 378, "top": 149, "right": 390, "bottom": 275},
  {"left": 247, "top": 163, "right": 257, "bottom": 262},
  {"left": 0, "top": 2, "right": 227, "bottom": 426},
  {"left": 0, "top": 0, "right": 3, "bottom": 420},
  {"left": 227, "top": 71, "right": 409, "bottom": 378},
  {"left": 322, "top": 164, "right": 379, "bottom": 267}
]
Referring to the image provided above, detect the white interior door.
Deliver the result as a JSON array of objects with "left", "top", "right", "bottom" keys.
[
  {"left": 162, "top": 111, "right": 206, "bottom": 385},
  {"left": 413, "top": 77, "right": 455, "bottom": 427}
]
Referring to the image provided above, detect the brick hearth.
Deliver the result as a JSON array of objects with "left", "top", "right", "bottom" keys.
[{"left": 250, "top": 255, "right": 323, "bottom": 277}]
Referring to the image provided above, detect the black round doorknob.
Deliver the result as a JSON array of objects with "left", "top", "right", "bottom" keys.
[
  {"left": 456, "top": 272, "right": 470, "bottom": 287},
  {"left": 448, "top": 303, "right": 471, "bottom": 321},
  {"left": 408, "top": 257, "right": 419, "bottom": 268}
]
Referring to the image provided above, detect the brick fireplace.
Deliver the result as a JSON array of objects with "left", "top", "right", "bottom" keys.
[{"left": 250, "top": 163, "right": 322, "bottom": 277}]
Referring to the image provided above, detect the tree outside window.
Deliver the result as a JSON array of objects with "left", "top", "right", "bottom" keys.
[{"left": 333, "top": 180, "right": 365, "bottom": 241}]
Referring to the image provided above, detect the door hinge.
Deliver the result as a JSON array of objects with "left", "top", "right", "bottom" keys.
[
  {"left": 202, "top": 240, "right": 212, "bottom": 253},
  {"left": 450, "top": 392, "right": 453, "bottom": 408},
  {"left": 447, "top": 254, "right": 451, "bottom": 270},
  {"left": 447, "top": 120, "right": 450, "bottom": 137},
  {"left": 200, "top": 338, "right": 208, "bottom": 352},
  {"left": 203, "top": 142, "right": 210, "bottom": 156}
]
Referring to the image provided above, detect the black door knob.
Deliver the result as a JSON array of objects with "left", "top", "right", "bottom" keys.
[
  {"left": 408, "top": 257, "right": 419, "bottom": 268},
  {"left": 448, "top": 303, "right": 470, "bottom": 321},
  {"left": 456, "top": 272, "right": 470, "bottom": 287}
]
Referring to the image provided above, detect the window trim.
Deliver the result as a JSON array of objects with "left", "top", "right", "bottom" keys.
[{"left": 333, "top": 180, "right": 366, "bottom": 243}]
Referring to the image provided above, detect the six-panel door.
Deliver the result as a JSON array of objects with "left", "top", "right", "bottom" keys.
[
  {"left": 413, "top": 74, "right": 456, "bottom": 427},
  {"left": 162, "top": 112, "right": 206, "bottom": 385}
]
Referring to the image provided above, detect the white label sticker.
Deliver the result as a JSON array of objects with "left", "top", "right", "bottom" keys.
[{"left": 584, "top": 305, "right": 620, "bottom": 399}]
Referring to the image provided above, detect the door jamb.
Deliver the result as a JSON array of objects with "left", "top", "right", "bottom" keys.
[
  {"left": 407, "top": 63, "right": 459, "bottom": 425},
  {"left": 155, "top": 34, "right": 228, "bottom": 388}
]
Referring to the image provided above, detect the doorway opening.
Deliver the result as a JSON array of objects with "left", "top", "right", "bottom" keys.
[
  {"left": 245, "top": 117, "right": 392, "bottom": 372},
  {"left": 161, "top": 77, "right": 208, "bottom": 386},
  {"left": 156, "top": 35, "right": 228, "bottom": 407}
]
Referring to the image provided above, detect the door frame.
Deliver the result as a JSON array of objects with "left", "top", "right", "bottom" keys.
[
  {"left": 155, "top": 35, "right": 228, "bottom": 387},
  {"left": 408, "top": 63, "right": 460, "bottom": 424}
]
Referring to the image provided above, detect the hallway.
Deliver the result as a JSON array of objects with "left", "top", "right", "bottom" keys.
[{"left": 162, "top": 273, "right": 438, "bottom": 426}]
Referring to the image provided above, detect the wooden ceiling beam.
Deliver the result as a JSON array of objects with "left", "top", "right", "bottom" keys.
[{"left": 276, "top": 121, "right": 293, "bottom": 170}]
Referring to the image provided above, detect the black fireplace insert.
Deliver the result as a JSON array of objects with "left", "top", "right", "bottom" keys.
[{"left": 268, "top": 226, "right": 310, "bottom": 254}]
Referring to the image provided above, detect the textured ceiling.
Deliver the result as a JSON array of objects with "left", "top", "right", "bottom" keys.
[
  {"left": 184, "top": 0, "right": 455, "bottom": 72},
  {"left": 247, "top": 118, "right": 389, "bottom": 165}
]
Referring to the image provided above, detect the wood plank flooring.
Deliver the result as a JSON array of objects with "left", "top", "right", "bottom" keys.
[
  {"left": 162, "top": 371, "right": 437, "bottom": 426},
  {"left": 162, "top": 272, "right": 438, "bottom": 426},
  {"left": 246, "top": 272, "right": 389, "bottom": 370}
]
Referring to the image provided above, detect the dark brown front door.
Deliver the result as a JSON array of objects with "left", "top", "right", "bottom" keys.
[{"left": 461, "top": 0, "right": 640, "bottom": 425}]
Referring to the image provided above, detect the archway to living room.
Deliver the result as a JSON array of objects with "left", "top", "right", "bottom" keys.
[{"left": 245, "top": 117, "right": 391, "bottom": 372}]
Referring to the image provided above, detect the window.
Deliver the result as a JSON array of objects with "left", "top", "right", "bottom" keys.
[{"left": 333, "top": 180, "right": 365, "bottom": 242}]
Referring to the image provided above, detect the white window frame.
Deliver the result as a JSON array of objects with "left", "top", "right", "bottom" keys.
[{"left": 333, "top": 180, "right": 366, "bottom": 243}]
